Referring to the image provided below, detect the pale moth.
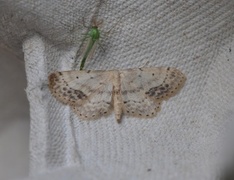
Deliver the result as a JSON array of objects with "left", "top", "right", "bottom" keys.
[{"left": 48, "top": 67, "right": 186, "bottom": 123}]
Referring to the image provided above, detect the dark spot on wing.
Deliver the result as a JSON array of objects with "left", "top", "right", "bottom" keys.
[
  {"left": 145, "top": 84, "right": 170, "bottom": 97},
  {"left": 122, "top": 90, "right": 136, "bottom": 95}
]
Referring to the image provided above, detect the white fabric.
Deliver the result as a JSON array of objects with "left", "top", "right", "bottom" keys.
[{"left": 2, "top": 0, "right": 234, "bottom": 179}]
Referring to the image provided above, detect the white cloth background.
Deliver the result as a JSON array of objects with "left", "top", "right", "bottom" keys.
[{"left": 1, "top": 0, "right": 234, "bottom": 179}]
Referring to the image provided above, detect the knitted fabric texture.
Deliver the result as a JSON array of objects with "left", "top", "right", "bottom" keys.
[{"left": 1, "top": 0, "right": 234, "bottom": 179}]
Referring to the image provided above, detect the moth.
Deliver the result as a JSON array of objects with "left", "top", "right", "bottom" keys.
[{"left": 48, "top": 67, "right": 186, "bottom": 123}]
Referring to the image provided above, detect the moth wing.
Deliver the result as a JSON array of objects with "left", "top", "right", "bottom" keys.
[
  {"left": 120, "top": 67, "right": 186, "bottom": 118},
  {"left": 48, "top": 70, "right": 114, "bottom": 119}
]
